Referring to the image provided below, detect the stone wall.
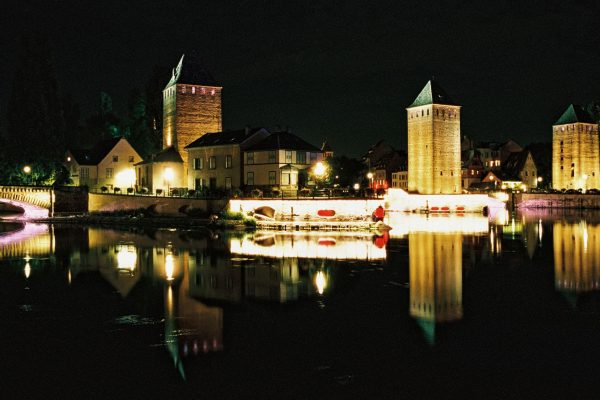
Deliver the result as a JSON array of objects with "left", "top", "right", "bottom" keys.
[
  {"left": 552, "top": 122, "right": 600, "bottom": 190},
  {"left": 516, "top": 193, "right": 600, "bottom": 209},
  {"left": 54, "top": 186, "right": 88, "bottom": 213},
  {"left": 88, "top": 193, "right": 228, "bottom": 216}
]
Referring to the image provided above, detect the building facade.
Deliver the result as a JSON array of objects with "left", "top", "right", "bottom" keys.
[
  {"left": 66, "top": 137, "right": 142, "bottom": 190},
  {"left": 162, "top": 53, "right": 223, "bottom": 180},
  {"left": 185, "top": 128, "right": 270, "bottom": 192},
  {"left": 552, "top": 104, "right": 600, "bottom": 191},
  {"left": 135, "top": 147, "right": 184, "bottom": 195},
  {"left": 407, "top": 80, "right": 461, "bottom": 194}
]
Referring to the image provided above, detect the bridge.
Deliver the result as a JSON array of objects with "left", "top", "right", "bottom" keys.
[{"left": 0, "top": 186, "right": 88, "bottom": 218}]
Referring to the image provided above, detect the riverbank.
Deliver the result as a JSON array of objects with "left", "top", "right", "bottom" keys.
[{"left": 33, "top": 213, "right": 213, "bottom": 230}]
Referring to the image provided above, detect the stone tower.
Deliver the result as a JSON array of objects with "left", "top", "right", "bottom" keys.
[
  {"left": 552, "top": 104, "right": 599, "bottom": 191},
  {"left": 407, "top": 80, "right": 461, "bottom": 194},
  {"left": 163, "top": 52, "right": 222, "bottom": 176}
]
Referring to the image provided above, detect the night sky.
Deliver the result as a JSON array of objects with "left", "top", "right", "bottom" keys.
[{"left": 1, "top": 0, "right": 600, "bottom": 157}]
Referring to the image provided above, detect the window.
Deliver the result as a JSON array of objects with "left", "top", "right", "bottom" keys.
[
  {"left": 209, "top": 156, "right": 216, "bottom": 169},
  {"left": 285, "top": 150, "right": 293, "bottom": 163},
  {"left": 194, "top": 158, "right": 203, "bottom": 170},
  {"left": 246, "top": 152, "right": 254, "bottom": 164},
  {"left": 297, "top": 152, "right": 306, "bottom": 164},
  {"left": 225, "top": 155, "right": 232, "bottom": 169},
  {"left": 128, "top": 156, "right": 134, "bottom": 162},
  {"left": 209, "top": 177, "right": 217, "bottom": 190},
  {"left": 282, "top": 172, "right": 290, "bottom": 185},
  {"left": 310, "top": 152, "right": 317, "bottom": 162},
  {"left": 440, "top": 171, "right": 443, "bottom": 176},
  {"left": 247, "top": 172, "right": 254, "bottom": 185},
  {"left": 532, "top": 171, "right": 535, "bottom": 176},
  {"left": 80, "top": 167, "right": 89, "bottom": 178},
  {"left": 269, "top": 171, "right": 276, "bottom": 185},
  {"left": 112, "top": 156, "right": 118, "bottom": 162},
  {"left": 571, "top": 170, "right": 574, "bottom": 177},
  {"left": 268, "top": 151, "right": 277, "bottom": 163},
  {"left": 192, "top": 87, "right": 196, "bottom": 94},
  {"left": 106, "top": 168, "right": 113, "bottom": 178},
  {"left": 225, "top": 177, "right": 232, "bottom": 189},
  {"left": 195, "top": 178, "right": 201, "bottom": 190},
  {"left": 525, "top": 171, "right": 528, "bottom": 176}
]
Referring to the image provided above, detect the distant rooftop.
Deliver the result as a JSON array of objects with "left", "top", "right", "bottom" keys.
[
  {"left": 554, "top": 104, "right": 595, "bottom": 125},
  {"left": 409, "top": 80, "right": 459, "bottom": 108},
  {"left": 165, "top": 52, "right": 218, "bottom": 88},
  {"left": 245, "top": 131, "right": 321, "bottom": 152},
  {"left": 136, "top": 146, "right": 183, "bottom": 165}
]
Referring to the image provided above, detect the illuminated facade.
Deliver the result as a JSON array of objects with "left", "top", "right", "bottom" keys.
[
  {"left": 65, "top": 137, "right": 142, "bottom": 190},
  {"left": 409, "top": 232, "right": 463, "bottom": 344},
  {"left": 552, "top": 104, "right": 599, "bottom": 191},
  {"left": 135, "top": 146, "right": 184, "bottom": 194},
  {"left": 162, "top": 53, "right": 223, "bottom": 180},
  {"left": 407, "top": 80, "right": 461, "bottom": 194}
]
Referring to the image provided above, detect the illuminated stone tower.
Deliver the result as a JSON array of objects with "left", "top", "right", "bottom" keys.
[
  {"left": 163, "top": 53, "right": 222, "bottom": 176},
  {"left": 552, "top": 104, "right": 599, "bottom": 191},
  {"left": 409, "top": 232, "right": 463, "bottom": 344},
  {"left": 407, "top": 80, "right": 461, "bottom": 194}
]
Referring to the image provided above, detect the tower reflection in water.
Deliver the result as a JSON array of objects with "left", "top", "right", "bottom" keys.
[
  {"left": 386, "top": 213, "right": 489, "bottom": 345},
  {"left": 554, "top": 220, "right": 600, "bottom": 307}
]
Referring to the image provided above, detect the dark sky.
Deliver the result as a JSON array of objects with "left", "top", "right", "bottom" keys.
[{"left": 1, "top": 0, "right": 600, "bottom": 157}]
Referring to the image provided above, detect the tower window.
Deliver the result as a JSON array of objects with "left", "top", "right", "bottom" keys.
[
  {"left": 201, "top": 87, "right": 206, "bottom": 94},
  {"left": 192, "top": 87, "right": 196, "bottom": 94},
  {"left": 440, "top": 171, "right": 443, "bottom": 176},
  {"left": 182, "top": 86, "right": 186, "bottom": 93},
  {"left": 211, "top": 89, "right": 216, "bottom": 96}
]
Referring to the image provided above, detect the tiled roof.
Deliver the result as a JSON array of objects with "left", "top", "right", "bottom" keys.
[
  {"left": 165, "top": 52, "right": 218, "bottom": 88},
  {"left": 69, "top": 137, "right": 122, "bottom": 165},
  {"left": 136, "top": 146, "right": 183, "bottom": 165},
  {"left": 245, "top": 131, "right": 321, "bottom": 152},
  {"left": 503, "top": 150, "right": 534, "bottom": 177},
  {"left": 409, "top": 80, "right": 458, "bottom": 108},
  {"left": 185, "top": 128, "right": 265, "bottom": 148},
  {"left": 554, "top": 104, "right": 595, "bottom": 125}
]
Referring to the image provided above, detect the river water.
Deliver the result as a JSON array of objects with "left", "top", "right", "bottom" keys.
[{"left": 1, "top": 210, "right": 600, "bottom": 398}]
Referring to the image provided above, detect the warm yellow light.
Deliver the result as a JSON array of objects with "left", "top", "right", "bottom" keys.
[
  {"left": 165, "top": 254, "right": 175, "bottom": 281},
  {"left": 537, "top": 176, "right": 543, "bottom": 183},
  {"left": 24, "top": 262, "right": 31, "bottom": 279},
  {"left": 116, "top": 169, "right": 136, "bottom": 187},
  {"left": 117, "top": 248, "right": 137, "bottom": 271},
  {"left": 67, "top": 156, "right": 71, "bottom": 162},
  {"left": 164, "top": 167, "right": 174, "bottom": 182},
  {"left": 313, "top": 162, "right": 326, "bottom": 177},
  {"left": 23, "top": 166, "right": 31, "bottom": 174},
  {"left": 353, "top": 183, "right": 360, "bottom": 190},
  {"left": 315, "top": 271, "right": 327, "bottom": 295},
  {"left": 367, "top": 172, "right": 373, "bottom": 179}
]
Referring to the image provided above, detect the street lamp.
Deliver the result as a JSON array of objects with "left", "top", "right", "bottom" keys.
[
  {"left": 313, "top": 161, "right": 327, "bottom": 189},
  {"left": 367, "top": 172, "right": 374, "bottom": 189},
  {"left": 23, "top": 165, "right": 31, "bottom": 185}
]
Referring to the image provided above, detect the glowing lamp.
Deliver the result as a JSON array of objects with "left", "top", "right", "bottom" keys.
[
  {"left": 353, "top": 183, "right": 360, "bottom": 190},
  {"left": 164, "top": 167, "right": 174, "bottom": 182},
  {"left": 313, "top": 162, "right": 326, "bottom": 177},
  {"left": 23, "top": 166, "right": 31, "bottom": 174},
  {"left": 116, "top": 169, "right": 136, "bottom": 188}
]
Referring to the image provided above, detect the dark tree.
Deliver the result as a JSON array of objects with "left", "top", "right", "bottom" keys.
[
  {"left": 328, "top": 156, "right": 366, "bottom": 188},
  {"left": 6, "top": 32, "right": 65, "bottom": 163}
]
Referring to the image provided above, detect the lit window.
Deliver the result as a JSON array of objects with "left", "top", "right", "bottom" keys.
[
  {"left": 247, "top": 172, "right": 254, "bottom": 185},
  {"left": 209, "top": 156, "right": 216, "bottom": 169},
  {"left": 106, "top": 168, "right": 113, "bottom": 178},
  {"left": 268, "top": 151, "right": 277, "bottom": 163},
  {"left": 192, "top": 87, "right": 196, "bottom": 94},
  {"left": 194, "top": 158, "right": 203, "bottom": 170},
  {"left": 201, "top": 87, "right": 206, "bottom": 94},
  {"left": 225, "top": 155, "right": 232, "bottom": 169},
  {"left": 246, "top": 152, "right": 254, "bottom": 164},
  {"left": 182, "top": 86, "right": 186, "bottom": 93},
  {"left": 285, "top": 151, "right": 293, "bottom": 163},
  {"left": 210, "top": 89, "right": 216, "bottom": 96}
]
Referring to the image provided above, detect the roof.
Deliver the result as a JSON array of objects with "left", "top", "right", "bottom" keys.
[
  {"left": 503, "top": 150, "right": 535, "bottom": 176},
  {"left": 136, "top": 146, "right": 183, "bottom": 165},
  {"left": 185, "top": 127, "right": 265, "bottom": 148},
  {"left": 244, "top": 131, "right": 321, "bottom": 152},
  {"left": 69, "top": 137, "right": 122, "bottom": 165},
  {"left": 165, "top": 52, "right": 218, "bottom": 89},
  {"left": 554, "top": 104, "right": 595, "bottom": 125},
  {"left": 486, "top": 170, "right": 520, "bottom": 182},
  {"left": 409, "top": 80, "right": 459, "bottom": 108}
]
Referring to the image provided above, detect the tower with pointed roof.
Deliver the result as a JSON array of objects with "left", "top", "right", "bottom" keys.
[
  {"left": 407, "top": 80, "right": 461, "bottom": 194},
  {"left": 162, "top": 52, "right": 222, "bottom": 182},
  {"left": 552, "top": 104, "right": 599, "bottom": 190}
]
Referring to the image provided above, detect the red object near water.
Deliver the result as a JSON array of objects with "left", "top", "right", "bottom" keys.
[
  {"left": 318, "top": 239, "right": 336, "bottom": 246},
  {"left": 318, "top": 209, "right": 336, "bottom": 217},
  {"left": 430, "top": 206, "right": 440, "bottom": 212},
  {"left": 441, "top": 206, "right": 450, "bottom": 212},
  {"left": 456, "top": 206, "right": 465, "bottom": 211}
]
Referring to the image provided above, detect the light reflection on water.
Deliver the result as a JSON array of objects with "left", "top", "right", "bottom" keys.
[{"left": 3, "top": 210, "right": 600, "bottom": 395}]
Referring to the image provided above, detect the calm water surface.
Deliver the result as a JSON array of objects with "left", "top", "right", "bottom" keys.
[{"left": 2, "top": 210, "right": 600, "bottom": 399}]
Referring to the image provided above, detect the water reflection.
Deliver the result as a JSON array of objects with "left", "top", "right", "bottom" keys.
[
  {"left": 554, "top": 220, "right": 600, "bottom": 306},
  {"left": 409, "top": 232, "right": 463, "bottom": 344}
]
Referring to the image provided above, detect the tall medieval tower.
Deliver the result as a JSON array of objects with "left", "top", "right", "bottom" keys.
[
  {"left": 407, "top": 80, "right": 461, "bottom": 194},
  {"left": 552, "top": 104, "right": 599, "bottom": 191},
  {"left": 163, "top": 52, "right": 222, "bottom": 176}
]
